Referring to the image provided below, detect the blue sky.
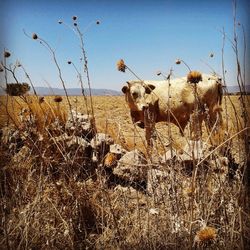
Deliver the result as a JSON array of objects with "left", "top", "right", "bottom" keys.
[{"left": 0, "top": 0, "right": 249, "bottom": 91}]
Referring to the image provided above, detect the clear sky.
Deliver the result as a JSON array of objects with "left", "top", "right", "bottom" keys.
[{"left": 0, "top": 0, "right": 249, "bottom": 91}]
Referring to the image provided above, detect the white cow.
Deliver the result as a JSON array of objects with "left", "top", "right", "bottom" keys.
[{"left": 122, "top": 73, "right": 223, "bottom": 145}]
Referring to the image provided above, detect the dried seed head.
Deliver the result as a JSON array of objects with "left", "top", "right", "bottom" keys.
[
  {"left": 175, "top": 59, "right": 181, "bottom": 65},
  {"left": 187, "top": 71, "right": 202, "bottom": 84},
  {"left": 73, "top": 23, "right": 77, "bottom": 27},
  {"left": 156, "top": 71, "right": 161, "bottom": 76},
  {"left": 32, "top": 33, "right": 38, "bottom": 40},
  {"left": 0, "top": 66, "right": 4, "bottom": 72},
  {"left": 117, "top": 59, "right": 126, "bottom": 72},
  {"left": 72, "top": 16, "right": 77, "bottom": 21},
  {"left": 58, "top": 20, "right": 63, "bottom": 24},
  {"left": 210, "top": 53, "right": 214, "bottom": 58},
  {"left": 104, "top": 152, "right": 117, "bottom": 167},
  {"left": 54, "top": 96, "right": 63, "bottom": 103},
  {"left": 39, "top": 96, "right": 45, "bottom": 104},
  {"left": 4, "top": 51, "right": 11, "bottom": 58},
  {"left": 67, "top": 61, "right": 72, "bottom": 64},
  {"left": 195, "top": 226, "right": 217, "bottom": 244},
  {"left": 16, "top": 61, "right": 22, "bottom": 67},
  {"left": 96, "top": 20, "right": 100, "bottom": 25}
]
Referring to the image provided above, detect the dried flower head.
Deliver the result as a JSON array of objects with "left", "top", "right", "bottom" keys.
[
  {"left": 4, "top": 51, "right": 11, "bottom": 58},
  {"left": 104, "top": 152, "right": 117, "bottom": 167},
  {"left": 39, "top": 96, "right": 45, "bottom": 104},
  {"left": 156, "top": 71, "right": 161, "bottom": 76},
  {"left": 32, "top": 33, "right": 38, "bottom": 40},
  {"left": 0, "top": 65, "right": 4, "bottom": 72},
  {"left": 210, "top": 53, "right": 214, "bottom": 58},
  {"left": 73, "top": 23, "right": 77, "bottom": 27},
  {"left": 117, "top": 59, "right": 126, "bottom": 72},
  {"left": 175, "top": 59, "right": 181, "bottom": 65},
  {"left": 54, "top": 96, "right": 63, "bottom": 103},
  {"left": 16, "top": 61, "right": 22, "bottom": 67},
  {"left": 96, "top": 20, "right": 100, "bottom": 25},
  {"left": 187, "top": 71, "right": 202, "bottom": 83},
  {"left": 72, "top": 16, "right": 77, "bottom": 21},
  {"left": 195, "top": 226, "right": 217, "bottom": 244},
  {"left": 67, "top": 61, "right": 72, "bottom": 64},
  {"left": 58, "top": 20, "right": 63, "bottom": 24}
]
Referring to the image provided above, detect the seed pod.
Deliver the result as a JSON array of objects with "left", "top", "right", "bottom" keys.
[
  {"left": 175, "top": 59, "right": 181, "bottom": 65},
  {"left": 32, "top": 33, "right": 38, "bottom": 40},
  {"left": 54, "top": 96, "right": 63, "bottom": 103},
  {"left": 4, "top": 51, "right": 11, "bottom": 58}
]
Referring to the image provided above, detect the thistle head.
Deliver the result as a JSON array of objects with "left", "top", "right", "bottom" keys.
[
  {"left": 4, "top": 51, "right": 11, "bottom": 58},
  {"left": 16, "top": 61, "right": 22, "bottom": 67},
  {"left": 32, "top": 33, "right": 38, "bottom": 40},
  {"left": 175, "top": 59, "right": 181, "bottom": 65},
  {"left": 187, "top": 71, "right": 202, "bottom": 84},
  {"left": 195, "top": 226, "right": 217, "bottom": 245},
  {"left": 54, "top": 96, "right": 63, "bottom": 103},
  {"left": 104, "top": 152, "right": 117, "bottom": 167},
  {"left": 39, "top": 96, "right": 45, "bottom": 104},
  {"left": 156, "top": 71, "right": 161, "bottom": 76},
  {"left": 117, "top": 59, "right": 126, "bottom": 72}
]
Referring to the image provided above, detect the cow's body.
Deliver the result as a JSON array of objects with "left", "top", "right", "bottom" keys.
[{"left": 122, "top": 74, "right": 223, "bottom": 144}]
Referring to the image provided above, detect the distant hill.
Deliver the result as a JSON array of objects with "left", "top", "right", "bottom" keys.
[
  {"left": 1, "top": 85, "right": 249, "bottom": 96},
  {"left": 225, "top": 85, "right": 250, "bottom": 94},
  {"left": 0, "top": 87, "right": 121, "bottom": 96},
  {"left": 32, "top": 87, "right": 121, "bottom": 96}
]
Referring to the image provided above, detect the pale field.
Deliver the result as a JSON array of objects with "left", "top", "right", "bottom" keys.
[{"left": 0, "top": 94, "right": 249, "bottom": 159}]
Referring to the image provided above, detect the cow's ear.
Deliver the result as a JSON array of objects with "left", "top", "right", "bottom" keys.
[
  {"left": 145, "top": 84, "right": 155, "bottom": 94},
  {"left": 122, "top": 86, "right": 128, "bottom": 94}
]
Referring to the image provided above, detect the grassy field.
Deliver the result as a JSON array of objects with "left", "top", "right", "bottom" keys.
[
  {"left": 1, "top": 94, "right": 248, "bottom": 156},
  {"left": 0, "top": 94, "right": 249, "bottom": 249}
]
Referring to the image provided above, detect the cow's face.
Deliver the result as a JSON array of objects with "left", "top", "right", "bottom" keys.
[{"left": 122, "top": 81, "right": 155, "bottom": 111}]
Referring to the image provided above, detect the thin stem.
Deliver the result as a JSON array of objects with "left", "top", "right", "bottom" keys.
[
  {"left": 70, "top": 61, "right": 90, "bottom": 116},
  {"left": 75, "top": 25, "right": 96, "bottom": 126}
]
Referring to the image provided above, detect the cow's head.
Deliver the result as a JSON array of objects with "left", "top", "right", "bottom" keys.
[
  {"left": 121, "top": 81, "right": 155, "bottom": 111},
  {"left": 205, "top": 74, "right": 222, "bottom": 84}
]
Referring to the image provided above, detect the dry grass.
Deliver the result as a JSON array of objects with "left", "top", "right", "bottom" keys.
[{"left": 0, "top": 93, "right": 249, "bottom": 249}]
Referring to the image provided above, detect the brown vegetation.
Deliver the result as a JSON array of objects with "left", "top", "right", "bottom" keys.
[{"left": 0, "top": 94, "right": 249, "bottom": 249}]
